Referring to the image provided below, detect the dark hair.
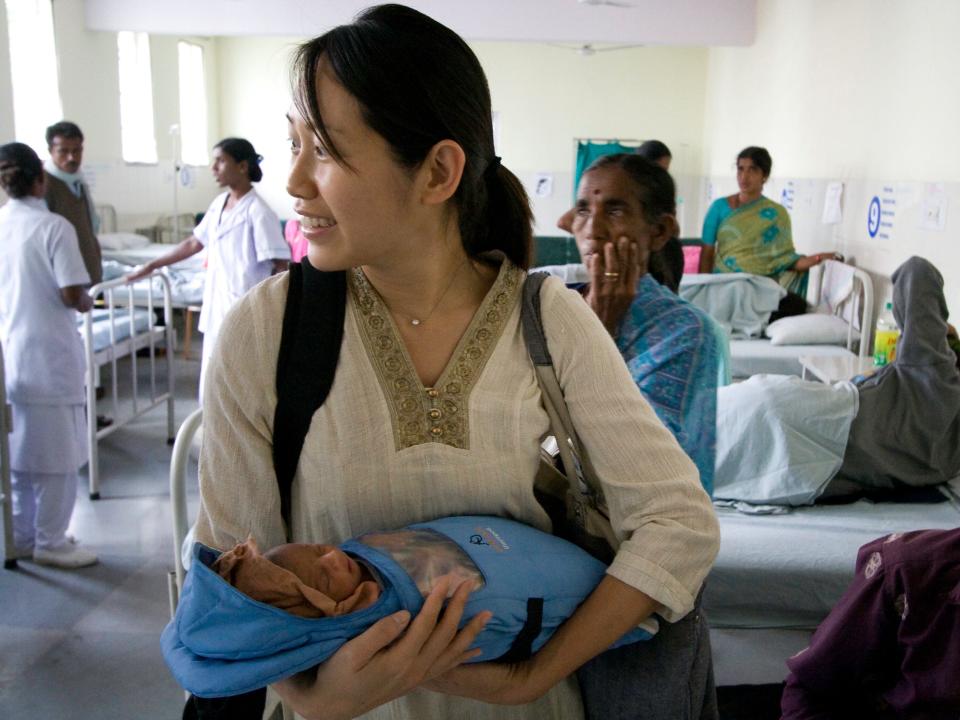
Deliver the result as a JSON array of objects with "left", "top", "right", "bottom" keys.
[
  {"left": 584, "top": 153, "right": 676, "bottom": 222},
  {"left": 291, "top": 4, "right": 532, "bottom": 268},
  {"left": 584, "top": 154, "right": 681, "bottom": 292},
  {"left": 0, "top": 142, "right": 44, "bottom": 198},
  {"left": 636, "top": 140, "right": 671, "bottom": 165},
  {"left": 214, "top": 137, "right": 264, "bottom": 182},
  {"left": 45, "top": 121, "right": 84, "bottom": 148},
  {"left": 737, "top": 146, "right": 772, "bottom": 178}
]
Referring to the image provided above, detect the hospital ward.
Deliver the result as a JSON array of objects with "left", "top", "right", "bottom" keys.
[{"left": 2, "top": 1, "right": 960, "bottom": 719}]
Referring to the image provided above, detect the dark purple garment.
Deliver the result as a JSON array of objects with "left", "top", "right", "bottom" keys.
[{"left": 781, "top": 528, "right": 960, "bottom": 720}]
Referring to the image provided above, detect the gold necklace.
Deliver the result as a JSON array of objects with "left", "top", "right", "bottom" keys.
[{"left": 397, "top": 257, "right": 470, "bottom": 328}]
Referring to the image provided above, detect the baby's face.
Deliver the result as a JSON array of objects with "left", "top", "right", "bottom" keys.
[{"left": 265, "top": 543, "right": 366, "bottom": 601}]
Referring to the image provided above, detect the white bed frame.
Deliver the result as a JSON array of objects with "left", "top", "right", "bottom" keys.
[
  {"left": 83, "top": 272, "right": 176, "bottom": 499},
  {"left": 730, "top": 260, "right": 876, "bottom": 378},
  {"left": 0, "top": 340, "right": 16, "bottom": 569},
  {"left": 166, "top": 408, "right": 293, "bottom": 719}
]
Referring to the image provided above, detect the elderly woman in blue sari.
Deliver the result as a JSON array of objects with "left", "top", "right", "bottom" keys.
[
  {"left": 699, "top": 147, "right": 837, "bottom": 316},
  {"left": 565, "top": 154, "right": 727, "bottom": 497}
]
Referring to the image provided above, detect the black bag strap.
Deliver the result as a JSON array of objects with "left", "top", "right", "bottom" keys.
[{"left": 272, "top": 259, "right": 347, "bottom": 533}]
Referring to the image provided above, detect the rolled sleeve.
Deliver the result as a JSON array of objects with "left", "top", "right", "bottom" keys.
[{"left": 541, "top": 278, "right": 720, "bottom": 621}]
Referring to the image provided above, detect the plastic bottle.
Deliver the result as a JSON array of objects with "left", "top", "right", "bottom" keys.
[{"left": 873, "top": 301, "right": 900, "bottom": 366}]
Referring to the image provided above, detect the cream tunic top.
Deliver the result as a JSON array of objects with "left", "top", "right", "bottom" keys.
[{"left": 194, "top": 259, "right": 720, "bottom": 720}]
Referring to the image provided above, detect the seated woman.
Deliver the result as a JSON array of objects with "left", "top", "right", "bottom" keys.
[
  {"left": 553, "top": 154, "right": 728, "bottom": 496},
  {"left": 162, "top": 516, "right": 653, "bottom": 699},
  {"left": 698, "top": 146, "right": 838, "bottom": 319},
  {"left": 714, "top": 256, "right": 960, "bottom": 506}
]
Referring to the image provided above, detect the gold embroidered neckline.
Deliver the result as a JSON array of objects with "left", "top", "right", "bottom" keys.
[{"left": 350, "top": 259, "right": 522, "bottom": 450}]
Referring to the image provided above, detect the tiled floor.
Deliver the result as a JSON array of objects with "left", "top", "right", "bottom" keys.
[{"left": 1, "top": 348, "right": 202, "bottom": 719}]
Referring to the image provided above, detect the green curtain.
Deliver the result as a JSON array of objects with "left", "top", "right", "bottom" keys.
[{"left": 574, "top": 141, "right": 634, "bottom": 199}]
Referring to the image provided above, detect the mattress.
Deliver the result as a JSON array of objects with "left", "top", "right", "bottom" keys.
[
  {"left": 704, "top": 486, "right": 960, "bottom": 631},
  {"left": 80, "top": 308, "right": 154, "bottom": 353},
  {"left": 730, "top": 339, "right": 853, "bottom": 378},
  {"left": 101, "top": 255, "right": 205, "bottom": 307},
  {"left": 102, "top": 243, "right": 206, "bottom": 272}
]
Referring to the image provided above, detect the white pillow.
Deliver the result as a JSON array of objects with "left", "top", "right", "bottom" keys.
[
  {"left": 98, "top": 232, "right": 152, "bottom": 251},
  {"left": 765, "top": 313, "right": 859, "bottom": 346}
]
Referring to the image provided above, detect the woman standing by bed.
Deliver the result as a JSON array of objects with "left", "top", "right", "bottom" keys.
[
  {"left": 127, "top": 138, "right": 290, "bottom": 395},
  {"left": 191, "top": 6, "right": 718, "bottom": 719},
  {"left": 0, "top": 143, "right": 97, "bottom": 568}
]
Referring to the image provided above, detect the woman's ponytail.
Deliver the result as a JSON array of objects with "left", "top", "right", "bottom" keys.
[{"left": 475, "top": 160, "right": 533, "bottom": 269}]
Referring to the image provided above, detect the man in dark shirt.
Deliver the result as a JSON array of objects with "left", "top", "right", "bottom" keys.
[{"left": 43, "top": 120, "right": 102, "bottom": 286}]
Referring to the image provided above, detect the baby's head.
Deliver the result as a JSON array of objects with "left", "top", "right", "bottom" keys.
[
  {"left": 214, "top": 538, "right": 380, "bottom": 618},
  {"left": 264, "top": 543, "right": 370, "bottom": 603}
]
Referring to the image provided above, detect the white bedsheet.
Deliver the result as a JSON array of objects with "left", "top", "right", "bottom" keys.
[
  {"left": 705, "top": 483, "right": 960, "bottom": 631},
  {"left": 679, "top": 273, "right": 785, "bottom": 338},
  {"left": 730, "top": 339, "right": 854, "bottom": 377},
  {"left": 79, "top": 308, "right": 153, "bottom": 353},
  {"left": 714, "top": 374, "right": 859, "bottom": 506}
]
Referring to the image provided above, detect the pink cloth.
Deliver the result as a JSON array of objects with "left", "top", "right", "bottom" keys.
[
  {"left": 682, "top": 245, "right": 702, "bottom": 275},
  {"left": 284, "top": 219, "right": 309, "bottom": 263}
]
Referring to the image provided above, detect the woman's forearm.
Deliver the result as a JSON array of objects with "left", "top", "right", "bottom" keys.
[
  {"left": 428, "top": 574, "right": 660, "bottom": 706},
  {"left": 698, "top": 245, "right": 715, "bottom": 273},
  {"left": 146, "top": 237, "right": 203, "bottom": 272},
  {"left": 793, "top": 252, "right": 838, "bottom": 272},
  {"left": 524, "top": 575, "right": 658, "bottom": 698}
]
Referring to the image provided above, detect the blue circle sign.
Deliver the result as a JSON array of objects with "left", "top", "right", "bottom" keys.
[{"left": 867, "top": 196, "right": 881, "bottom": 238}]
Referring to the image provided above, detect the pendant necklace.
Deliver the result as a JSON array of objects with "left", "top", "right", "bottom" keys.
[{"left": 402, "top": 257, "right": 469, "bottom": 328}]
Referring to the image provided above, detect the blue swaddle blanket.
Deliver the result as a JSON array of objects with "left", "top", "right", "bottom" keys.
[{"left": 162, "top": 516, "right": 653, "bottom": 698}]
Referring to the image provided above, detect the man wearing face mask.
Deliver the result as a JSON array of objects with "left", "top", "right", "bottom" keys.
[{"left": 43, "top": 121, "right": 102, "bottom": 286}]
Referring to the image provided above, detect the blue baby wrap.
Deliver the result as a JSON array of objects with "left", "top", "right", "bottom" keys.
[{"left": 161, "top": 516, "right": 652, "bottom": 698}]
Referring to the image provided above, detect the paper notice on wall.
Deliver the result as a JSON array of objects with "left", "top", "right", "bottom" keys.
[
  {"left": 533, "top": 173, "right": 554, "bottom": 198},
  {"left": 779, "top": 180, "right": 795, "bottom": 211},
  {"left": 822, "top": 181, "right": 843, "bottom": 224},
  {"left": 920, "top": 183, "right": 948, "bottom": 232}
]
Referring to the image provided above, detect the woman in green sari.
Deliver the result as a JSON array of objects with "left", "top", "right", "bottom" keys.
[{"left": 698, "top": 147, "right": 837, "bottom": 315}]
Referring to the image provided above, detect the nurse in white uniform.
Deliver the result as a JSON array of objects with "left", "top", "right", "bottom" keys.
[
  {"left": 127, "top": 138, "right": 290, "bottom": 396},
  {"left": 0, "top": 142, "right": 97, "bottom": 568}
]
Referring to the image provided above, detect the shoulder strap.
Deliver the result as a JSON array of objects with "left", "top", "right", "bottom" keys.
[
  {"left": 273, "top": 259, "right": 347, "bottom": 532},
  {"left": 521, "top": 272, "right": 601, "bottom": 499}
]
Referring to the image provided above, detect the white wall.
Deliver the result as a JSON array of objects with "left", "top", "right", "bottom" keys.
[
  {"left": 0, "top": 1, "right": 14, "bottom": 143},
  {"left": 0, "top": 0, "right": 222, "bottom": 230},
  {"left": 701, "top": 0, "right": 960, "bottom": 314},
  {"left": 215, "top": 37, "right": 710, "bottom": 235}
]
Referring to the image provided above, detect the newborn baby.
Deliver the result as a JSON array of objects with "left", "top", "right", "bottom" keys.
[
  {"left": 213, "top": 531, "right": 484, "bottom": 618},
  {"left": 162, "top": 516, "right": 654, "bottom": 698}
]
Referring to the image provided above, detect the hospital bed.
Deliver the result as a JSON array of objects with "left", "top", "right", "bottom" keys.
[
  {"left": 706, "top": 480, "right": 960, "bottom": 686},
  {"left": 1, "top": 340, "right": 16, "bottom": 569},
  {"left": 680, "top": 260, "right": 875, "bottom": 378},
  {"left": 82, "top": 272, "right": 176, "bottom": 499},
  {"left": 166, "top": 408, "right": 294, "bottom": 720}
]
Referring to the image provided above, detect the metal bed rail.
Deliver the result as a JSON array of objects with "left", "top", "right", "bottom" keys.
[
  {"left": 82, "top": 272, "right": 176, "bottom": 499},
  {"left": 1, "top": 340, "right": 16, "bottom": 569}
]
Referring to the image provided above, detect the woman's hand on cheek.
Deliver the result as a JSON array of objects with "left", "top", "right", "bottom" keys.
[
  {"left": 273, "top": 577, "right": 489, "bottom": 720},
  {"left": 585, "top": 236, "right": 640, "bottom": 337}
]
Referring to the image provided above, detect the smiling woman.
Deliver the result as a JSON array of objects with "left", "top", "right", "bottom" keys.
[{"left": 188, "top": 5, "right": 719, "bottom": 720}]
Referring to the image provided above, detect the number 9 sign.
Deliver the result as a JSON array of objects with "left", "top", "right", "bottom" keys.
[{"left": 867, "top": 196, "right": 881, "bottom": 238}]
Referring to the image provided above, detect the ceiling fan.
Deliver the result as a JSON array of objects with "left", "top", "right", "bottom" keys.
[
  {"left": 550, "top": 42, "right": 644, "bottom": 56},
  {"left": 577, "top": 0, "right": 637, "bottom": 7}
]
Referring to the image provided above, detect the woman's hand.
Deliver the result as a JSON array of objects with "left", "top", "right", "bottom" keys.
[
  {"left": 423, "top": 658, "right": 542, "bottom": 705},
  {"left": 125, "top": 262, "right": 155, "bottom": 283},
  {"left": 584, "top": 236, "right": 642, "bottom": 336},
  {"left": 794, "top": 251, "right": 842, "bottom": 272},
  {"left": 273, "top": 577, "right": 491, "bottom": 720}
]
